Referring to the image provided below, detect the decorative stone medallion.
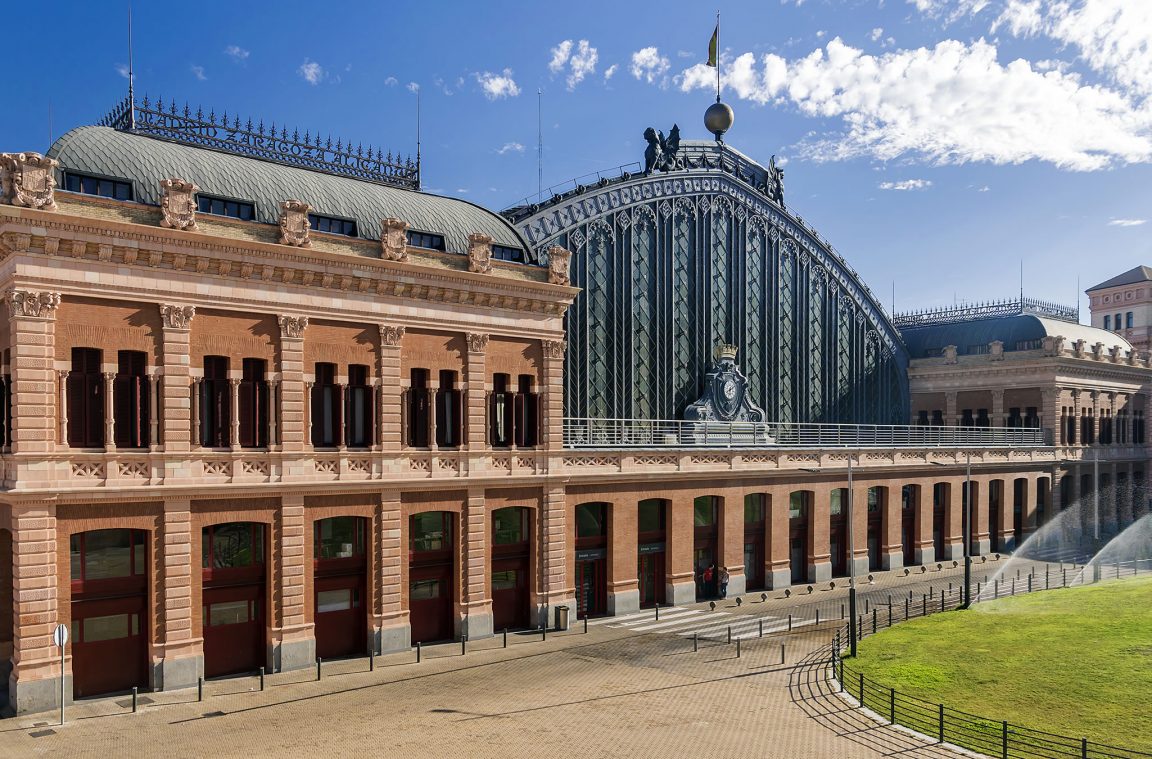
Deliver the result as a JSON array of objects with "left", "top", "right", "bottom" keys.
[
  {"left": 279, "top": 199, "right": 312, "bottom": 247},
  {"left": 380, "top": 217, "right": 409, "bottom": 262},
  {"left": 0, "top": 152, "right": 59, "bottom": 211},
  {"left": 159, "top": 179, "right": 199, "bottom": 231},
  {"left": 547, "top": 245, "right": 572, "bottom": 287},
  {"left": 468, "top": 232, "right": 493, "bottom": 274}
]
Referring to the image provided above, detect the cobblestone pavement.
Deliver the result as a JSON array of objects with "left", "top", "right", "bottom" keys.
[{"left": 0, "top": 559, "right": 1057, "bottom": 759}]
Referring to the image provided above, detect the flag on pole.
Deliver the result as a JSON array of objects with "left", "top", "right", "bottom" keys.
[{"left": 707, "top": 24, "right": 719, "bottom": 67}]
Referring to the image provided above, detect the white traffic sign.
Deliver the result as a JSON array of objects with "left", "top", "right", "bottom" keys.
[{"left": 53, "top": 623, "right": 68, "bottom": 648}]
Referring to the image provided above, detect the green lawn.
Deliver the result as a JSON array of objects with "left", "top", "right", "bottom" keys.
[{"left": 849, "top": 575, "right": 1152, "bottom": 754}]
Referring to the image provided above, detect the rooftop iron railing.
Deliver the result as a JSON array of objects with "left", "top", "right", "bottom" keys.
[{"left": 562, "top": 417, "right": 1050, "bottom": 449}]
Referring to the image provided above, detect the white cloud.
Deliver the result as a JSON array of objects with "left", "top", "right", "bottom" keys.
[
  {"left": 115, "top": 63, "right": 130, "bottom": 79},
  {"left": 604, "top": 64, "right": 618, "bottom": 81},
  {"left": 978, "top": 185, "right": 991, "bottom": 192},
  {"left": 476, "top": 69, "right": 521, "bottom": 99},
  {"left": 549, "top": 39, "right": 598, "bottom": 89},
  {"left": 678, "top": 38, "right": 1152, "bottom": 171},
  {"left": 456, "top": 188, "right": 469, "bottom": 194},
  {"left": 870, "top": 28, "right": 884, "bottom": 42},
  {"left": 383, "top": 76, "right": 398, "bottom": 86},
  {"left": 630, "top": 47, "right": 670, "bottom": 85},
  {"left": 190, "top": 65, "right": 207, "bottom": 81},
  {"left": 879, "top": 179, "right": 933, "bottom": 190},
  {"left": 549, "top": 40, "right": 573, "bottom": 73},
  {"left": 496, "top": 142, "right": 525, "bottom": 155},
  {"left": 407, "top": 82, "right": 420, "bottom": 93},
  {"left": 1109, "top": 218, "right": 1147, "bottom": 226},
  {"left": 298, "top": 59, "right": 325, "bottom": 85},
  {"left": 224, "top": 45, "right": 249, "bottom": 62},
  {"left": 992, "top": 0, "right": 1152, "bottom": 96}
]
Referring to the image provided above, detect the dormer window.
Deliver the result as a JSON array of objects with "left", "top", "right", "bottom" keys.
[
  {"left": 406, "top": 230, "right": 446, "bottom": 251},
  {"left": 491, "top": 244, "right": 524, "bottom": 263},
  {"left": 197, "top": 194, "right": 255, "bottom": 221},
  {"left": 308, "top": 213, "right": 358, "bottom": 237},
  {"left": 63, "top": 172, "right": 133, "bottom": 201}
]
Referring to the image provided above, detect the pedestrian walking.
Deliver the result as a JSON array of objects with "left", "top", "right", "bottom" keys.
[{"left": 719, "top": 566, "right": 730, "bottom": 599}]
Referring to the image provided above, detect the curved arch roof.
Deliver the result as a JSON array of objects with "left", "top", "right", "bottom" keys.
[
  {"left": 900, "top": 314, "right": 1132, "bottom": 358},
  {"left": 47, "top": 125, "right": 528, "bottom": 256}
]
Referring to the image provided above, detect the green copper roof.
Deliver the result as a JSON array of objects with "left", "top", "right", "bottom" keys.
[
  {"left": 46, "top": 125, "right": 528, "bottom": 256},
  {"left": 901, "top": 314, "right": 1132, "bottom": 358}
]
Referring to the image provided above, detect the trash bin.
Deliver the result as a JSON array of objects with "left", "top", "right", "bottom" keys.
[{"left": 555, "top": 605, "right": 570, "bottom": 632}]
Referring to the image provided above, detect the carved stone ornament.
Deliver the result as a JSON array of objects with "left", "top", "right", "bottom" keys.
[
  {"left": 380, "top": 217, "right": 409, "bottom": 262},
  {"left": 541, "top": 339, "right": 566, "bottom": 360},
  {"left": 278, "top": 315, "right": 309, "bottom": 339},
  {"left": 682, "top": 345, "right": 767, "bottom": 426},
  {"left": 1110, "top": 345, "right": 1123, "bottom": 363},
  {"left": 468, "top": 232, "right": 493, "bottom": 274},
  {"left": 5, "top": 289, "right": 61, "bottom": 318},
  {"left": 1042, "top": 335, "right": 1065, "bottom": 357},
  {"left": 279, "top": 199, "right": 312, "bottom": 247},
  {"left": 547, "top": 245, "right": 572, "bottom": 287},
  {"left": 159, "top": 178, "right": 199, "bottom": 231},
  {"left": 943, "top": 345, "right": 958, "bottom": 364},
  {"left": 379, "top": 324, "right": 405, "bottom": 347},
  {"left": 0, "top": 152, "right": 59, "bottom": 210},
  {"left": 160, "top": 304, "right": 196, "bottom": 329},
  {"left": 989, "top": 340, "right": 1004, "bottom": 361},
  {"left": 1073, "top": 339, "right": 1087, "bottom": 358},
  {"left": 466, "top": 332, "right": 490, "bottom": 354},
  {"left": 1092, "top": 342, "right": 1105, "bottom": 360}
]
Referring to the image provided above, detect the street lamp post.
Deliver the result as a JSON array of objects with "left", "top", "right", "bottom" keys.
[
  {"left": 847, "top": 452, "right": 858, "bottom": 656},
  {"left": 1093, "top": 445, "right": 1101, "bottom": 582}
]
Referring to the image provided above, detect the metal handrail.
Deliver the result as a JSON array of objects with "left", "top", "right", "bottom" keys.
[{"left": 563, "top": 418, "right": 1049, "bottom": 449}]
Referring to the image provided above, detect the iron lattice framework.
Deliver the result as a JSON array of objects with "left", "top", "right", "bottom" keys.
[
  {"left": 99, "top": 95, "right": 420, "bottom": 189},
  {"left": 506, "top": 142, "right": 910, "bottom": 425},
  {"left": 891, "top": 296, "right": 1079, "bottom": 329}
]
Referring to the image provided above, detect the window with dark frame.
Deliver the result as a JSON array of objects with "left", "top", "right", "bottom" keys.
[
  {"left": 436, "top": 370, "right": 461, "bottom": 448},
  {"left": 308, "top": 213, "right": 358, "bottom": 237},
  {"left": 113, "top": 350, "right": 149, "bottom": 449},
  {"left": 312, "top": 362, "right": 342, "bottom": 448},
  {"left": 64, "top": 172, "right": 134, "bottom": 201},
  {"left": 239, "top": 358, "right": 269, "bottom": 448},
  {"left": 314, "top": 516, "right": 367, "bottom": 559},
  {"left": 200, "top": 356, "right": 230, "bottom": 447},
  {"left": 202, "top": 522, "right": 265, "bottom": 571},
  {"left": 196, "top": 194, "right": 256, "bottom": 221},
  {"left": 346, "top": 364, "right": 372, "bottom": 448},
  {"left": 407, "top": 368, "right": 430, "bottom": 447},
  {"left": 67, "top": 347, "right": 104, "bottom": 448},
  {"left": 405, "top": 230, "right": 446, "bottom": 251},
  {"left": 491, "top": 244, "right": 524, "bottom": 262}
]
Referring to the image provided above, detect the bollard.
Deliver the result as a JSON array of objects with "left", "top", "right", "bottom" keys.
[
  {"left": 736, "top": 639, "right": 741, "bottom": 659},
  {"left": 1028, "top": 575, "right": 1032, "bottom": 593},
  {"left": 132, "top": 686, "right": 138, "bottom": 713},
  {"left": 788, "top": 613, "right": 792, "bottom": 632},
  {"left": 872, "top": 608, "right": 877, "bottom": 634},
  {"left": 727, "top": 625, "right": 732, "bottom": 644},
  {"left": 370, "top": 650, "right": 375, "bottom": 672},
  {"left": 1063, "top": 568, "right": 1067, "bottom": 587},
  {"left": 858, "top": 672, "right": 865, "bottom": 706},
  {"left": 858, "top": 615, "right": 863, "bottom": 640},
  {"left": 938, "top": 704, "right": 945, "bottom": 743},
  {"left": 948, "top": 582, "right": 952, "bottom": 594},
  {"left": 758, "top": 619, "right": 763, "bottom": 638},
  {"left": 462, "top": 635, "right": 467, "bottom": 656},
  {"left": 584, "top": 616, "right": 588, "bottom": 634},
  {"left": 887, "top": 594, "right": 892, "bottom": 607},
  {"left": 922, "top": 594, "right": 927, "bottom": 616},
  {"left": 1003, "top": 720, "right": 1009, "bottom": 759},
  {"left": 888, "top": 605, "right": 892, "bottom": 627},
  {"left": 693, "top": 631, "right": 698, "bottom": 653},
  {"left": 542, "top": 624, "right": 547, "bottom": 642},
  {"left": 1011, "top": 579, "right": 1015, "bottom": 596},
  {"left": 780, "top": 643, "right": 785, "bottom": 664},
  {"left": 416, "top": 642, "right": 422, "bottom": 663},
  {"left": 317, "top": 657, "right": 322, "bottom": 681},
  {"left": 1082, "top": 737, "right": 1089, "bottom": 758},
  {"left": 655, "top": 603, "right": 660, "bottom": 621},
  {"left": 977, "top": 581, "right": 981, "bottom": 597},
  {"left": 1046, "top": 567, "right": 1050, "bottom": 590},
  {"left": 995, "top": 579, "right": 999, "bottom": 597},
  {"left": 890, "top": 687, "right": 896, "bottom": 723},
  {"left": 504, "top": 628, "right": 509, "bottom": 648},
  {"left": 904, "top": 598, "right": 909, "bottom": 620},
  {"left": 816, "top": 609, "right": 820, "bottom": 626},
  {"left": 940, "top": 594, "right": 945, "bottom": 613},
  {"left": 865, "top": 599, "right": 869, "bottom": 614},
  {"left": 841, "top": 603, "right": 845, "bottom": 620},
  {"left": 198, "top": 676, "right": 204, "bottom": 702}
]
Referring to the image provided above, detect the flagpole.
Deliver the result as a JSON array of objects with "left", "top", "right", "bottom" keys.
[{"left": 715, "top": 10, "right": 721, "bottom": 103}]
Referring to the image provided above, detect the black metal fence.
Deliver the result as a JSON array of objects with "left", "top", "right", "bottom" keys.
[{"left": 829, "top": 560, "right": 1152, "bottom": 758}]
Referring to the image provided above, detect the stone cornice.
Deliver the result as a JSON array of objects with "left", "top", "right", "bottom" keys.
[{"left": 0, "top": 205, "right": 579, "bottom": 318}]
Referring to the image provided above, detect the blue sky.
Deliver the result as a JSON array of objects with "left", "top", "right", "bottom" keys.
[{"left": 6, "top": 0, "right": 1152, "bottom": 316}]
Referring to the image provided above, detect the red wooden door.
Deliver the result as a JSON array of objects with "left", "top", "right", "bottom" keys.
[
  {"left": 410, "top": 564, "right": 453, "bottom": 643},
  {"left": 203, "top": 583, "right": 265, "bottom": 677},
  {"left": 315, "top": 573, "right": 366, "bottom": 659},
  {"left": 638, "top": 551, "right": 666, "bottom": 607},
  {"left": 71, "top": 595, "right": 148, "bottom": 698},
  {"left": 491, "top": 556, "right": 530, "bottom": 631}
]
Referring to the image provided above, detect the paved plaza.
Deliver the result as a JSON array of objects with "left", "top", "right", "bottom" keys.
[{"left": 0, "top": 563, "right": 1026, "bottom": 758}]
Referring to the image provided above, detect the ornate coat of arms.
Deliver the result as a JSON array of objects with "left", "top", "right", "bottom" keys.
[
  {"left": 468, "top": 232, "right": 493, "bottom": 274},
  {"left": 1, "top": 152, "right": 59, "bottom": 211},
  {"left": 380, "top": 217, "right": 409, "bottom": 262},
  {"left": 279, "top": 200, "right": 312, "bottom": 247},
  {"left": 159, "top": 178, "right": 199, "bottom": 231},
  {"left": 682, "top": 345, "right": 766, "bottom": 423},
  {"left": 547, "top": 245, "right": 571, "bottom": 286}
]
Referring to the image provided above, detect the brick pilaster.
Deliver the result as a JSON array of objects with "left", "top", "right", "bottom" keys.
[
  {"left": 8, "top": 502, "right": 59, "bottom": 714},
  {"left": 465, "top": 333, "right": 488, "bottom": 450},
  {"left": 158, "top": 304, "right": 194, "bottom": 452},
  {"left": 540, "top": 340, "right": 565, "bottom": 451},
  {"left": 376, "top": 489, "right": 408, "bottom": 651},
  {"left": 277, "top": 320, "right": 307, "bottom": 454},
  {"left": 539, "top": 486, "right": 570, "bottom": 623},
  {"left": 378, "top": 326, "right": 404, "bottom": 452},
  {"left": 155, "top": 498, "right": 199, "bottom": 689},
  {"left": 461, "top": 488, "right": 491, "bottom": 637},
  {"left": 272, "top": 495, "right": 313, "bottom": 670},
  {"left": 6, "top": 290, "right": 60, "bottom": 455}
]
